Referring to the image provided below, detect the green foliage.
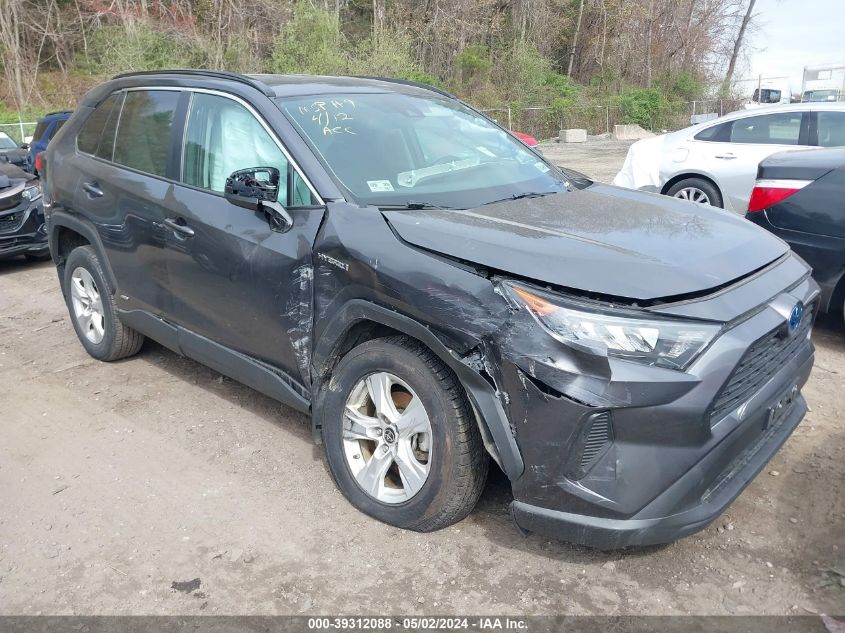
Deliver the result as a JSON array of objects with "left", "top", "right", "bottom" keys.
[
  {"left": 82, "top": 25, "right": 206, "bottom": 76},
  {"left": 270, "top": 1, "right": 348, "bottom": 75},
  {"left": 0, "top": 102, "right": 50, "bottom": 124},
  {"left": 457, "top": 45, "right": 492, "bottom": 80},
  {"left": 543, "top": 71, "right": 579, "bottom": 100},
  {"left": 662, "top": 71, "right": 704, "bottom": 101},
  {"left": 620, "top": 88, "right": 667, "bottom": 128},
  {"left": 348, "top": 29, "right": 418, "bottom": 78}
]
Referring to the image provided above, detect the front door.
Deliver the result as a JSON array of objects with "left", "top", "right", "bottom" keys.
[{"left": 163, "top": 91, "right": 324, "bottom": 385}]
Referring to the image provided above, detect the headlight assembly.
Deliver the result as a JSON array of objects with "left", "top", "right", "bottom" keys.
[
  {"left": 506, "top": 283, "right": 721, "bottom": 370},
  {"left": 22, "top": 182, "right": 42, "bottom": 202}
]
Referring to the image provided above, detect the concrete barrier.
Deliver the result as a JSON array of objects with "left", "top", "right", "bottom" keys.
[
  {"left": 559, "top": 128, "right": 587, "bottom": 143},
  {"left": 613, "top": 124, "right": 655, "bottom": 140}
]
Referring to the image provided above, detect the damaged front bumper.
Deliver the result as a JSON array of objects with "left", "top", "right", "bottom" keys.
[{"left": 488, "top": 257, "right": 818, "bottom": 549}]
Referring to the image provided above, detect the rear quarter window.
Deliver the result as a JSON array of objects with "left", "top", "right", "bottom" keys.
[
  {"left": 816, "top": 111, "right": 845, "bottom": 147},
  {"left": 77, "top": 93, "right": 123, "bottom": 159},
  {"left": 113, "top": 90, "right": 180, "bottom": 178},
  {"left": 32, "top": 121, "right": 49, "bottom": 141},
  {"left": 694, "top": 123, "right": 727, "bottom": 141}
]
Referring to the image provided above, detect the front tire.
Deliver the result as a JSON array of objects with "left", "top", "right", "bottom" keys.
[
  {"left": 666, "top": 177, "right": 723, "bottom": 208},
  {"left": 318, "top": 336, "right": 488, "bottom": 532},
  {"left": 63, "top": 245, "right": 144, "bottom": 361}
]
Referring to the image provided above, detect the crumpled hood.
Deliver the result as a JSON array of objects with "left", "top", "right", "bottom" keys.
[{"left": 383, "top": 184, "right": 788, "bottom": 301}]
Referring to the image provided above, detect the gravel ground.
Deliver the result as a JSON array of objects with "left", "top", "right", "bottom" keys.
[{"left": 1, "top": 140, "right": 843, "bottom": 617}]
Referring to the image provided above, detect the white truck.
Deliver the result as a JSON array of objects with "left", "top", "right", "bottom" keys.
[{"left": 801, "top": 63, "right": 845, "bottom": 103}]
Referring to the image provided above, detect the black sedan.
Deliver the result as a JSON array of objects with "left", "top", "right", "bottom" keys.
[{"left": 747, "top": 147, "right": 845, "bottom": 320}]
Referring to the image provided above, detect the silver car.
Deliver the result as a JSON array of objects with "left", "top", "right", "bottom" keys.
[{"left": 614, "top": 102, "right": 845, "bottom": 212}]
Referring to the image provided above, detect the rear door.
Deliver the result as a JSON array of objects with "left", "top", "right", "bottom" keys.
[
  {"left": 811, "top": 110, "right": 845, "bottom": 148},
  {"left": 696, "top": 111, "right": 809, "bottom": 211},
  {"left": 164, "top": 90, "right": 325, "bottom": 384},
  {"left": 73, "top": 88, "right": 184, "bottom": 320}
]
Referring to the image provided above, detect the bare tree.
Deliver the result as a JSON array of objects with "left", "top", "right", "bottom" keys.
[
  {"left": 722, "top": 0, "right": 756, "bottom": 94},
  {"left": 567, "top": 0, "right": 585, "bottom": 76}
]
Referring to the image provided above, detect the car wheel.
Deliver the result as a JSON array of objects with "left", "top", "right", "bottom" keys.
[
  {"left": 666, "top": 178, "right": 723, "bottom": 208},
  {"left": 319, "top": 336, "right": 489, "bottom": 532},
  {"left": 63, "top": 245, "right": 144, "bottom": 361}
]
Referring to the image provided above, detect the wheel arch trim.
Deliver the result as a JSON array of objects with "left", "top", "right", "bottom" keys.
[
  {"left": 48, "top": 211, "right": 119, "bottom": 293},
  {"left": 660, "top": 172, "right": 722, "bottom": 197},
  {"left": 312, "top": 299, "right": 525, "bottom": 480}
]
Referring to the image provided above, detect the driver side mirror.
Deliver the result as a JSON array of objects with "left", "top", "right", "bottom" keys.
[
  {"left": 20, "top": 143, "right": 29, "bottom": 150},
  {"left": 224, "top": 167, "right": 293, "bottom": 233}
]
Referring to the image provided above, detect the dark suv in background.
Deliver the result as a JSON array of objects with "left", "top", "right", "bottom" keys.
[
  {"left": 43, "top": 70, "right": 817, "bottom": 548},
  {"left": 29, "top": 111, "right": 71, "bottom": 174},
  {"left": 0, "top": 162, "right": 48, "bottom": 261}
]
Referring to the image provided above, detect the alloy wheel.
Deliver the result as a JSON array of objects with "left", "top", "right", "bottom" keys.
[
  {"left": 341, "top": 371, "right": 433, "bottom": 504},
  {"left": 70, "top": 267, "right": 105, "bottom": 344},
  {"left": 673, "top": 186, "right": 711, "bottom": 204}
]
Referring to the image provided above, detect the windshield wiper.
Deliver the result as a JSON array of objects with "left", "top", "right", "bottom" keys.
[
  {"left": 378, "top": 200, "right": 454, "bottom": 210},
  {"left": 481, "top": 191, "right": 559, "bottom": 206}
]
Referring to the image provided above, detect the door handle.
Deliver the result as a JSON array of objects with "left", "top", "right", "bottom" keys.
[
  {"left": 163, "top": 217, "right": 195, "bottom": 238},
  {"left": 82, "top": 181, "right": 104, "bottom": 198},
  {"left": 714, "top": 153, "right": 737, "bottom": 160}
]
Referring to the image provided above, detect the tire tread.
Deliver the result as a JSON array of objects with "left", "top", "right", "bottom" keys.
[{"left": 379, "top": 335, "right": 489, "bottom": 532}]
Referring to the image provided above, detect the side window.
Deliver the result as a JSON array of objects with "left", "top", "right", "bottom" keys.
[
  {"left": 816, "top": 111, "right": 845, "bottom": 147},
  {"left": 728, "top": 112, "right": 803, "bottom": 145},
  {"left": 113, "top": 90, "right": 180, "bottom": 177},
  {"left": 32, "top": 121, "right": 49, "bottom": 142},
  {"left": 183, "top": 93, "right": 317, "bottom": 206},
  {"left": 694, "top": 122, "right": 727, "bottom": 142},
  {"left": 183, "top": 93, "right": 292, "bottom": 202},
  {"left": 77, "top": 94, "right": 123, "bottom": 159}
]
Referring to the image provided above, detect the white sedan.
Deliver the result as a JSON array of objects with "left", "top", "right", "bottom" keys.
[{"left": 613, "top": 102, "right": 845, "bottom": 212}]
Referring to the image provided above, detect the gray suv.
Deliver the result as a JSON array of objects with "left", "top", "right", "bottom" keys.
[{"left": 43, "top": 70, "right": 817, "bottom": 548}]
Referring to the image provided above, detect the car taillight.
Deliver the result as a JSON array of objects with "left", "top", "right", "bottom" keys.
[
  {"left": 35, "top": 152, "right": 44, "bottom": 175},
  {"left": 747, "top": 178, "right": 811, "bottom": 213}
]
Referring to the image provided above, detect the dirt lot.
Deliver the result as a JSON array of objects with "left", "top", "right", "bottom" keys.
[{"left": 1, "top": 140, "right": 843, "bottom": 617}]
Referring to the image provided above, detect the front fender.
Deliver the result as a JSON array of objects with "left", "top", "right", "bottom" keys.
[{"left": 312, "top": 299, "right": 525, "bottom": 480}]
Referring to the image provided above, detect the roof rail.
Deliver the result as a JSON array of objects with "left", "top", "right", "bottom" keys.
[
  {"left": 353, "top": 76, "right": 456, "bottom": 100},
  {"left": 112, "top": 69, "right": 275, "bottom": 97},
  {"left": 43, "top": 110, "right": 73, "bottom": 117}
]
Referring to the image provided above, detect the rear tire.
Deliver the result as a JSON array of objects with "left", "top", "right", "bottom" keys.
[
  {"left": 666, "top": 177, "right": 723, "bottom": 208},
  {"left": 318, "top": 336, "right": 488, "bottom": 532},
  {"left": 63, "top": 245, "right": 144, "bottom": 361}
]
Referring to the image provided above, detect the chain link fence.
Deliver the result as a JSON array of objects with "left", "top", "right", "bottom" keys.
[
  {"left": 481, "top": 98, "right": 746, "bottom": 141},
  {"left": 0, "top": 122, "right": 38, "bottom": 145}
]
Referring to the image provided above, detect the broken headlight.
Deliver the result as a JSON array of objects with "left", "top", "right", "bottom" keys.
[{"left": 506, "top": 283, "right": 721, "bottom": 370}]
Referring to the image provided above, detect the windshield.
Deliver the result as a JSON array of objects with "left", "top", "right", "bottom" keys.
[
  {"left": 803, "top": 90, "right": 839, "bottom": 102},
  {"left": 752, "top": 88, "right": 782, "bottom": 104},
  {"left": 277, "top": 92, "right": 567, "bottom": 208},
  {"left": 0, "top": 134, "right": 18, "bottom": 149}
]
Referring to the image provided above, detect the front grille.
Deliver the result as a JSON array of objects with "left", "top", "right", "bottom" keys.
[
  {"left": 580, "top": 411, "right": 612, "bottom": 470},
  {"left": 709, "top": 302, "right": 814, "bottom": 424},
  {"left": 0, "top": 210, "right": 23, "bottom": 233}
]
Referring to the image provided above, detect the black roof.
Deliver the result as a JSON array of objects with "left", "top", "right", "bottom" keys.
[{"left": 111, "top": 69, "right": 453, "bottom": 100}]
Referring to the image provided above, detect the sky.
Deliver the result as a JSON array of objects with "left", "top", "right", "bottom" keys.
[{"left": 743, "top": 0, "right": 845, "bottom": 95}]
